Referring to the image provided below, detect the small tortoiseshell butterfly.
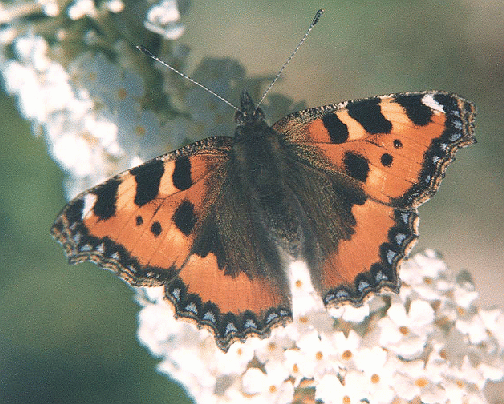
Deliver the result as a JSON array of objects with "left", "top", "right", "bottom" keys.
[
  {"left": 51, "top": 13, "right": 476, "bottom": 352},
  {"left": 52, "top": 90, "right": 475, "bottom": 351}
]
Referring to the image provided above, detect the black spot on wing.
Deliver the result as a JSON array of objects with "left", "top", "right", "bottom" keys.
[
  {"left": 393, "top": 139, "right": 403, "bottom": 149},
  {"left": 381, "top": 153, "right": 393, "bottom": 167},
  {"left": 151, "top": 221, "right": 162, "bottom": 237},
  {"left": 135, "top": 216, "right": 143, "bottom": 226},
  {"left": 346, "top": 98, "right": 392, "bottom": 134},
  {"left": 322, "top": 113, "right": 349, "bottom": 144},
  {"left": 93, "top": 178, "right": 120, "bottom": 220},
  {"left": 173, "top": 156, "right": 193, "bottom": 191},
  {"left": 131, "top": 159, "right": 164, "bottom": 207},
  {"left": 394, "top": 94, "right": 433, "bottom": 126},
  {"left": 173, "top": 199, "right": 197, "bottom": 236},
  {"left": 343, "top": 152, "right": 369, "bottom": 182}
]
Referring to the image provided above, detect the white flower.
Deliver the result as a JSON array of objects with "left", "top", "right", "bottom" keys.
[
  {"left": 328, "top": 302, "right": 370, "bottom": 323},
  {"left": 240, "top": 367, "right": 294, "bottom": 403},
  {"left": 454, "top": 282, "right": 479, "bottom": 309},
  {"left": 456, "top": 312, "right": 488, "bottom": 345},
  {"left": 354, "top": 347, "right": 396, "bottom": 403},
  {"left": 293, "top": 330, "right": 339, "bottom": 379},
  {"left": 144, "top": 0, "right": 184, "bottom": 40},
  {"left": 67, "top": 0, "right": 97, "bottom": 20},
  {"left": 106, "top": 0, "right": 124, "bottom": 13},
  {"left": 378, "top": 298, "right": 434, "bottom": 359},
  {"left": 329, "top": 330, "right": 361, "bottom": 367},
  {"left": 390, "top": 359, "right": 447, "bottom": 403},
  {"left": 315, "top": 373, "right": 345, "bottom": 403},
  {"left": 400, "top": 249, "right": 450, "bottom": 302},
  {"left": 480, "top": 308, "right": 504, "bottom": 347}
]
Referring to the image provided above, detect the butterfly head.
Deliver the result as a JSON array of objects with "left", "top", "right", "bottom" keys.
[{"left": 235, "top": 91, "right": 266, "bottom": 127}]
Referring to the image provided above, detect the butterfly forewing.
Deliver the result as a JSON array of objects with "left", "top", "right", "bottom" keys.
[
  {"left": 273, "top": 92, "right": 476, "bottom": 207},
  {"left": 52, "top": 138, "right": 231, "bottom": 283}
]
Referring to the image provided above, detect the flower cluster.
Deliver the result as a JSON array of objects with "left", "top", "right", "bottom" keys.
[
  {"left": 1, "top": 0, "right": 191, "bottom": 198},
  {"left": 0, "top": 0, "right": 303, "bottom": 199},
  {"left": 137, "top": 250, "right": 504, "bottom": 404}
]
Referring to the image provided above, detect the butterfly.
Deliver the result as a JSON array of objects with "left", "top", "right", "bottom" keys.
[{"left": 51, "top": 89, "right": 475, "bottom": 351}]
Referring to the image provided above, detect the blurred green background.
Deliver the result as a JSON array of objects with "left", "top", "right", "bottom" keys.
[{"left": 1, "top": 1, "right": 503, "bottom": 403}]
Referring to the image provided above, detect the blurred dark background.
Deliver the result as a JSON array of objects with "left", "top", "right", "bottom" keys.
[{"left": 1, "top": 1, "right": 503, "bottom": 403}]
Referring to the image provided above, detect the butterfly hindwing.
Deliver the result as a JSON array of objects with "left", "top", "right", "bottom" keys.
[{"left": 273, "top": 91, "right": 476, "bottom": 304}]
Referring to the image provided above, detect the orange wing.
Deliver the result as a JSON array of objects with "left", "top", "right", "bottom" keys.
[
  {"left": 51, "top": 136, "right": 291, "bottom": 351},
  {"left": 273, "top": 92, "right": 476, "bottom": 305}
]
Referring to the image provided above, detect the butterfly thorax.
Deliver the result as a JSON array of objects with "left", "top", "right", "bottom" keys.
[{"left": 230, "top": 91, "right": 304, "bottom": 257}]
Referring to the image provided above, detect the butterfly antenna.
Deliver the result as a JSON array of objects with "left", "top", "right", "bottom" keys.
[
  {"left": 256, "top": 9, "right": 324, "bottom": 109},
  {"left": 136, "top": 45, "right": 240, "bottom": 111}
]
